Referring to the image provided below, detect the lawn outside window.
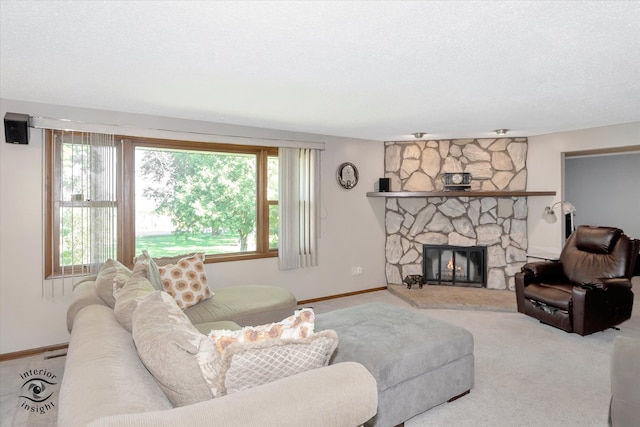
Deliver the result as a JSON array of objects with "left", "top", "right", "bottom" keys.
[{"left": 45, "top": 130, "right": 278, "bottom": 278}]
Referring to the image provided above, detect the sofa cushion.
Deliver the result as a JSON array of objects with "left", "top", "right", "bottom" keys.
[
  {"left": 208, "top": 308, "right": 314, "bottom": 354},
  {"left": 194, "top": 320, "right": 242, "bottom": 335},
  {"left": 159, "top": 253, "right": 213, "bottom": 309},
  {"left": 113, "top": 273, "right": 156, "bottom": 332},
  {"left": 216, "top": 330, "right": 338, "bottom": 397},
  {"left": 184, "top": 285, "right": 297, "bottom": 326},
  {"left": 132, "top": 291, "right": 221, "bottom": 406},
  {"left": 95, "top": 259, "right": 132, "bottom": 308}
]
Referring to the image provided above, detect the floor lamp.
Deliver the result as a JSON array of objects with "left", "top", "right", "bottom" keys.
[{"left": 542, "top": 201, "right": 577, "bottom": 237}]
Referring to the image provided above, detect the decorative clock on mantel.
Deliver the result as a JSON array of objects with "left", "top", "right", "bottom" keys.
[{"left": 442, "top": 172, "right": 472, "bottom": 191}]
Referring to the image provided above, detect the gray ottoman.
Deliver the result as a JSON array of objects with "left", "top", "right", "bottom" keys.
[{"left": 316, "top": 302, "right": 474, "bottom": 427}]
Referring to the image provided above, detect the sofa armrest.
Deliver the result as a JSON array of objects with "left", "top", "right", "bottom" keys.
[
  {"left": 87, "top": 362, "right": 378, "bottom": 427},
  {"left": 610, "top": 336, "right": 640, "bottom": 427},
  {"left": 67, "top": 280, "right": 109, "bottom": 332}
]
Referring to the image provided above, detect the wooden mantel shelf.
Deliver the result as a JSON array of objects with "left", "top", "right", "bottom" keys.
[{"left": 366, "top": 190, "right": 556, "bottom": 198}]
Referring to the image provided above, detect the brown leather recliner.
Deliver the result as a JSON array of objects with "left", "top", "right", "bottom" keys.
[{"left": 515, "top": 226, "right": 639, "bottom": 336}]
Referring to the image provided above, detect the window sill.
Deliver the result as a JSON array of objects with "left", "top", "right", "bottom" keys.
[{"left": 205, "top": 251, "right": 278, "bottom": 264}]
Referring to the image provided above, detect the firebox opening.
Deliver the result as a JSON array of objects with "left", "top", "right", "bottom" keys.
[{"left": 423, "top": 244, "right": 487, "bottom": 288}]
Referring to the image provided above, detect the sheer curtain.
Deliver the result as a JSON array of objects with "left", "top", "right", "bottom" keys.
[{"left": 278, "top": 148, "right": 320, "bottom": 270}]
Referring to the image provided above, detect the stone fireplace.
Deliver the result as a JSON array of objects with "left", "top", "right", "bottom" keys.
[{"left": 384, "top": 138, "right": 529, "bottom": 291}]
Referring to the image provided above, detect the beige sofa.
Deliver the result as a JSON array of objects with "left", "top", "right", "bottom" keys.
[
  {"left": 58, "top": 276, "right": 378, "bottom": 427},
  {"left": 610, "top": 335, "right": 640, "bottom": 427}
]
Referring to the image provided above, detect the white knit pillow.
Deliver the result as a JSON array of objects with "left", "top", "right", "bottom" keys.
[
  {"left": 216, "top": 330, "right": 338, "bottom": 397},
  {"left": 207, "top": 308, "right": 315, "bottom": 354},
  {"left": 158, "top": 253, "right": 213, "bottom": 309}
]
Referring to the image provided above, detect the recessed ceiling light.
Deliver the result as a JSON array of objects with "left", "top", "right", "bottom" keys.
[
  {"left": 412, "top": 132, "right": 426, "bottom": 138},
  {"left": 494, "top": 129, "right": 509, "bottom": 135}
]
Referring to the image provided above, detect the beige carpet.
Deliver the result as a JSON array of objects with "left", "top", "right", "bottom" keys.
[
  {"left": 11, "top": 350, "right": 65, "bottom": 427},
  {"left": 387, "top": 284, "right": 517, "bottom": 312}
]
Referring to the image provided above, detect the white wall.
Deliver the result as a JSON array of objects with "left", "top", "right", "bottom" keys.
[
  {"left": 0, "top": 98, "right": 386, "bottom": 354},
  {"left": 527, "top": 122, "right": 640, "bottom": 255}
]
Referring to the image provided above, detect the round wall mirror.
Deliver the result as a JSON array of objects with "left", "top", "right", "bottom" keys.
[{"left": 337, "top": 162, "right": 359, "bottom": 189}]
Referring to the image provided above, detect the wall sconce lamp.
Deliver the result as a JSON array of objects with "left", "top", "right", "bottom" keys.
[
  {"left": 412, "top": 132, "right": 426, "bottom": 139},
  {"left": 542, "top": 201, "right": 577, "bottom": 232},
  {"left": 494, "top": 129, "right": 509, "bottom": 136}
]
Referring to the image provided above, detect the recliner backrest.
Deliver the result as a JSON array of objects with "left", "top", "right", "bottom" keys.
[{"left": 559, "top": 225, "right": 635, "bottom": 285}]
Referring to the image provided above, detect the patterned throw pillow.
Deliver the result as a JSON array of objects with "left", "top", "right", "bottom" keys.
[
  {"left": 208, "top": 308, "right": 315, "bottom": 354},
  {"left": 158, "top": 253, "right": 213, "bottom": 309}
]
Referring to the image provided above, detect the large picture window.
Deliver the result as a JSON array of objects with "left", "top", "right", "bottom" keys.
[{"left": 46, "top": 131, "right": 278, "bottom": 277}]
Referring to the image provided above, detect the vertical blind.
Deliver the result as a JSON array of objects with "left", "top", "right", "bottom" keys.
[
  {"left": 47, "top": 130, "right": 119, "bottom": 293},
  {"left": 278, "top": 147, "right": 321, "bottom": 269}
]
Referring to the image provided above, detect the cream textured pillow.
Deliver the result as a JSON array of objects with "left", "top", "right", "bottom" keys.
[
  {"left": 95, "top": 259, "right": 132, "bottom": 308},
  {"left": 159, "top": 253, "right": 213, "bottom": 309},
  {"left": 208, "top": 308, "right": 315, "bottom": 354},
  {"left": 131, "top": 291, "right": 222, "bottom": 406},
  {"left": 113, "top": 273, "right": 155, "bottom": 332},
  {"left": 132, "top": 250, "right": 162, "bottom": 290},
  {"left": 216, "top": 330, "right": 338, "bottom": 397}
]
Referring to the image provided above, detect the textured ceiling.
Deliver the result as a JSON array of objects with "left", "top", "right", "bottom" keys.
[{"left": 1, "top": 1, "right": 639, "bottom": 141}]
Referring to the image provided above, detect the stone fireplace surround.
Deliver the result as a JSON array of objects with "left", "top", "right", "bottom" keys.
[{"left": 384, "top": 138, "right": 529, "bottom": 291}]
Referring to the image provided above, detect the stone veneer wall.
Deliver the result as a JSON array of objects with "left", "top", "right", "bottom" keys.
[{"left": 384, "top": 138, "right": 529, "bottom": 291}]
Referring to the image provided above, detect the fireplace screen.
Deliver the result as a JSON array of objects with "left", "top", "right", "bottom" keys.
[{"left": 423, "top": 245, "right": 487, "bottom": 287}]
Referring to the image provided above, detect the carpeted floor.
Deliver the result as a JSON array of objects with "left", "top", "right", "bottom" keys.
[
  {"left": 311, "top": 279, "right": 640, "bottom": 427},
  {"left": 387, "top": 284, "right": 517, "bottom": 312},
  {"left": 7, "top": 349, "right": 65, "bottom": 427}
]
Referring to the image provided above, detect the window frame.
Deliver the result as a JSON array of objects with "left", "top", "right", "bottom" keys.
[{"left": 46, "top": 131, "right": 278, "bottom": 277}]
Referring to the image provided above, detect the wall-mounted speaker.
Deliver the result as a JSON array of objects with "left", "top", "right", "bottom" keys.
[
  {"left": 4, "top": 112, "right": 30, "bottom": 144},
  {"left": 379, "top": 177, "right": 390, "bottom": 192}
]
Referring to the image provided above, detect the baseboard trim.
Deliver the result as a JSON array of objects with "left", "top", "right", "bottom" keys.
[
  {"left": 298, "top": 286, "right": 387, "bottom": 305},
  {"left": 0, "top": 343, "right": 69, "bottom": 362}
]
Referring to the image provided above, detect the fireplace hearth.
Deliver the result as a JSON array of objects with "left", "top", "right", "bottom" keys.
[{"left": 423, "top": 245, "right": 487, "bottom": 288}]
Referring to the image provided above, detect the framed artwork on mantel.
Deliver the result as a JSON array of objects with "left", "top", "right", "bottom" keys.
[{"left": 337, "top": 162, "right": 359, "bottom": 189}]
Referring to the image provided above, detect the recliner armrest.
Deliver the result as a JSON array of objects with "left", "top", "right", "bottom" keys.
[
  {"left": 582, "top": 277, "right": 632, "bottom": 291},
  {"left": 521, "top": 261, "right": 565, "bottom": 281}
]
